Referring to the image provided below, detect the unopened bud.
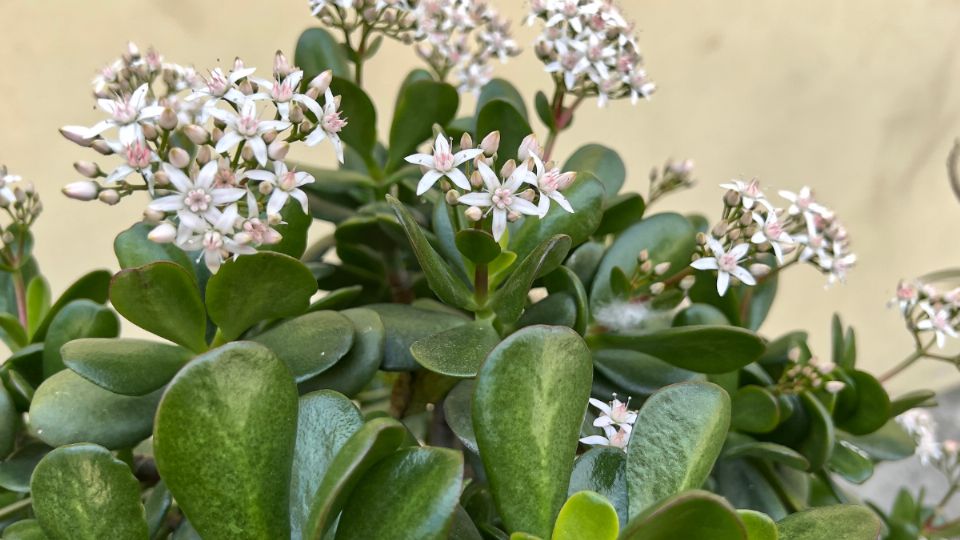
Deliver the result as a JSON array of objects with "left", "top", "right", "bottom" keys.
[
  {"left": 98, "top": 189, "right": 120, "bottom": 205},
  {"left": 517, "top": 134, "right": 541, "bottom": 161},
  {"left": 259, "top": 182, "right": 274, "bottom": 195},
  {"left": 739, "top": 212, "right": 753, "bottom": 226},
  {"left": 73, "top": 161, "right": 101, "bottom": 178},
  {"left": 238, "top": 79, "right": 254, "bottom": 95},
  {"left": 638, "top": 249, "right": 649, "bottom": 262},
  {"left": 305, "top": 86, "right": 320, "bottom": 101},
  {"left": 639, "top": 260, "right": 653, "bottom": 274},
  {"left": 679, "top": 275, "right": 696, "bottom": 290},
  {"left": 153, "top": 170, "right": 170, "bottom": 187},
  {"left": 723, "top": 189, "right": 741, "bottom": 207},
  {"left": 654, "top": 262, "right": 671, "bottom": 275},
  {"left": 310, "top": 70, "right": 333, "bottom": 94},
  {"left": 91, "top": 140, "right": 113, "bottom": 155},
  {"left": 465, "top": 206, "right": 483, "bottom": 221},
  {"left": 749, "top": 263, "right": 771, "bottom": 277},
  {"left": 500, "top": 159, "right": 516, "bottom": 179},
  {"left": 289, "top": 103, "right": 305, "bottom": 123},
  {"left": 168, "top": 147, "right": 191, "bottom": 169},
  {"left": 184, "top": 124, "right": 209, "bottom": 145},
  {"left": 711, "top": 222, "right": 727, "bottom": 238},
  {"left": 159, "top": 107, "right": 179, "bottom": 130},
  {"left": 273, "top": 50, "right": 293, "bottom": 77},
  {"left": 649, "top": 282, "right": 665, "bottom": 295},
  {"left": 480, "top": 131, "right": 501, "bottom": 156},
  {"left": 62, "top": 181, "right": 99, "bottom": 201},
  {"left": 196, "top": 145, "right": 213, "bottom": 165},
  {"left": 241, "top": 144, "right": 254, "bottom": 162},
  {"left": 518, "top": 189, "right": 536, "bottom": 202},
  {"left": 460, "top": 132, "right": 473, "bottom": 150},
  {"left": 470, "top": 170, "right": 483, "bottom": 188},
  {"left": 267, "top": 212, "right": 282, "bottom": 225},
  {"left": 143, "top": 208, "right": 165, "bottom": 224},
  {"left": 445, "top": 189, "right": 460, "bottom": 205},
  {"left": 142, "top": 123, "right": 159, "bottom": 141},
  {"left": 817, "top": 360, "right": 836, "bottom": 375},
  {"left": 59, "top": 126, "right": 94, "bottom": 147},
  {"left": 268, "top": 140, "right": 290, "bottom": 161},
  {"left": 727, "top": 229, "right": 741, "bottom": 241},
  {"left": 147, "top": 222, "right": 177, "bottom": 243},
  {"left": 824, "top": 381, "right": 845, "bottom": 394},
  {"left": 262, "top": 130, "right": 277, "bottom": 145},
  {"left": 507, "top": 211, "right": 521, "bottom": 222},
  {"left": 695, "top": 232, "right": 708, "bottom": 246}
]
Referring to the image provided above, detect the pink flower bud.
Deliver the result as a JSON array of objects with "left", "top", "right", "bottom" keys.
[
  {"left": 142, "top": 123, "right": 159, "bottom": 141},
  {"left": 274, "top": 50, "right": 293, "bottom": 78},
  {"left": 98, "top": 189, "right": 120, "bottom": 205},
  {"left": 159, "top": 107, "right": 178, "bottom": 131},
  {"left": 62, "top": 181, "right": 99, "bottom": 201},
  {"left": 464, "top": 206, "right": 483, "bottom": 221},
  {"left": 73, "top": 161, "right": 101, "bottom": 178},
  {"left": 143, "top": 208, "right": 165, "bottom": 224},
  {"left": 445, "top": 189, "right": 460, "bottom": 205},
  {"left": 824, "top": 381, "right": 845, "bottom": 394},
  {"left": 268, "top": 140, "right": 290, "bottom": 161},
  {"left": 480, "top": 131, "right": 501, "bottom": 156},
  {"left": 168, "top": 147, "right": 191, "bottom": 169},
  {"left": 60, "top": 126, "right": 94, "bottom": 147},
  {"left": 310, "top": 70, "right": 333, "bottom": 94},
  {"left": 460, "top": 132, "right": 474, "bottom": 150},
  {"left": 517, "top": 134, "right": 541, "bottom": 161},
  {"left": 148, "top": 222, "right": 177, "bottom": 243},
  {"left": 183, "top": 124, "right": 209, "bottom": 145}
]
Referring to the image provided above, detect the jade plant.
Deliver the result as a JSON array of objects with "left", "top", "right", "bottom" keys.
[{"left": 0, "top": 1, "right": 944, "bottom": 539}]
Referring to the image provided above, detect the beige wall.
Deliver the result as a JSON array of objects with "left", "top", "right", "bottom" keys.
[{"left": 2, "top": 1, "right": 959, "bottom": 392}]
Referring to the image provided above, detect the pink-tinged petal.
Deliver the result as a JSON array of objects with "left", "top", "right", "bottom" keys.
[
  {"left": 491, "top": 209, "right": 507, "bottom": 241},
  {"left": 705, "top": 237, "right": 725, "bottom": 258},
  {"left": 593, "top": 416, "right": 615, "bottom": 428},
  {"left": 243, "top": 169, "right": 276, "bottom": 182},
  {"left": 729, "top": 243, "right": 751, "bottom": 260},
  {"left": 434, "top": 134, "right": 449, "bottom": 155},
  {"left": 286, "top": 70, "right": 304, "bottom": 88},
  {"left": 105, "top": 165, "right": 134, "bottom": 184},
  {"left": 195, "top": 161, "right": 219, "bottom": 190},
  {"left": 476, "top": 161, "right": 500, "bottom": 192},
  {"left": 452, "top": 148, "right": 483, "bottom": 166},
  {"left": 750, "top": 231, "right": 766, "bottom": 244},
  {"left": 730, "top": 266, "right": 756, "bottom": 286},
  {"left": 290, "top": 189, "right": 309, "bottom": 214},
  {"left": 215, "top": 204, "right": 239, "bottom": 231},
  {"left": 588, "top": 398, "right": 611, "bottom": 412},
  {"left": 204, "top": 250, "right": 223, "bottom": 274},
  {"left": 149, "top": 195, "right": 185, "bottom": 212},
  {"left": 211, "top": 187, "right": 246, "bottom": 205},
  {"left": 295, "top": 171, "right": 315, "bottom": 186},
  {"left": 130, "top": 84, "right": 150, "bottom": 109},
  {"left": 446, "top": 168, "right": 471, "bottom": 191},
  {"left": 578, "top": 435, "right": 610, "bottom": 446},
  {"left": 139, "top": 106, "right": 165, "bottom": 119},
  {"left": 405, "top": 153, "right": 436, "bottom": 168},
  {"left": 215, "top": 131, "right": 244, "bottom": 154},
  {"left": 248, "top": 137, "right": 268, "bottom": 166},
  {"left": 550, "top": 192, "right": 574, "bottom": 213},
  {"left": 716, "top": 271, "right": 730, "bottom": 296},
  {"left": 415, "top": 169, "right": 444, "bottom": 196},
  {"left": 118, "top": 124, "right": 141, "bottom": 146},
  {"left": 178, "top": 212, "right": 205, "bottom": 231},
  {"left": 690, "top": 257, "right": 718, "bottom": 271},
  {"left": 179, "top": 235, "right": 203, "bottom": 252},
  {"left": 330, "top": 135, "right": 345, "bottom": 163},
  {"left": 304, "top": 128, "right": 327, "bottom": 146},
  {"left": 509, "top": 198, "right": 540, "bottom": 216},
  {"left": 276, "top": 101, "right": 290, "bottom": 120},
  {"left": 267, "top": 190, "right": 290, "bottom": 215},
  {"left": 457, "top": 192, "right": 492, "bottom": 207},
  {"left": 229, "top": 66, "right": 256, "bottom": 83},
  {"left": 161, "top": 163, "right": 192, "bottom": 192},
  {"left": 207, "top": 107, "right": 235, "bottom": 125}
]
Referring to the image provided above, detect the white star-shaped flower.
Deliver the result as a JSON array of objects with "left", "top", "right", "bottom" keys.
[
  {"left": 405, "top": 134, "right": 482, "bottom": 195},
  {"left": 148, "top": 162, "right": 246, "bottom": 222},
  {"left": 209, "top": 100, "right": 290, "bottom": 166},
  {"left": 690, "top": 238, "right": 756, "bottom": 296},
  {"left": 530, "top": 154, "right": 575, "bottom": 216},
  {"left": 719, "top": 179, "right": 773, "bottom": 211},
  {"left": 251, "top": 70, "right": 322, "bottom": 121},
  {"left": 178, "top": 204, "right": 256, "bottom": 273},
  {"left": 457, "top": 161, "right": 540, "bottom": 241},
  {"left": 304, "top": 89, "right": 348, "bottom": 163},
  {"left": 579, "top": 424, "right": 632, "bottom": 449},
  {"left": 244, "top": 161, "right": 314, "bottom": 216},
  {"left": 916, "top": 303, "right": 957, "bottom": 348},
  {"left": 751, "top": 210, "right": 792, "bottom": 263},
  {"left": 65, "top": 84, "right": 164, "bottom": 146}
]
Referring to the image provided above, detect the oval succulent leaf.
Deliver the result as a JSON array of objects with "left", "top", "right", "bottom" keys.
[
  {"left": 552, "top": 491, "right": 619, "bottom": 540},
  {"left": 253, "top": 311, "right": 355, "bottom": 382},
  {"left": 298, "top": 308, "right": 384, "bottom": 397},
  {"left": 620, "top": 490, "right": 746, "bottom": 540},
  {"left": 473, "top": 325, "right": 593, "bottom": 538},
  {"left": 61, "top": 338, "right": 192, "bottom": 396},
  {"left": 489, "top": 235, "right": 571, "bottom": 325},
  {"left": 411, "top": 319, "right": 501, "bottom": 378},
  {"left": 31, "top": 443, "right": 148, "bottom": 540},
  {"left": 30, "top": 270, "right": 111, "bottom": 343},
  {"left": 41, "top": 299, "right": 119, "bottom": 378},
  {"left": 153, "top": 342, "right": 299, "bottom": 540},
  {"left": 568, "top": 447, "right": 628, "bottom": 529},
  {"left": 626, "top": 382, "right": 731, "bottom": 519},
  {"left": 562, "top": 144, "right": 626, "bottom": 199},
  {"left": 387, "top": 80, "right": 459, "bottom": 172},
  {"left": 776, "top": 505, "right": 880, "bottom": 540}
]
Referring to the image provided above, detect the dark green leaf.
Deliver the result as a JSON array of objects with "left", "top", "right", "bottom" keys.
[
  {"left": 543, "top": 266, "right": 589, "bottom": 335},
  {"left": 298, "top": 308, "right": 384, "bottom": 397},
  {"left": 731, "top": 386, "right": 781, "bottom": 434},
  {"left": 473, "top": 326, "right": 593, "bottom": 538},
  {"left": 154, "top": 342, "right": 299, "bottom": 540},
  {"left": 776, "top": 505, "right": 880, "bottom": 540},
  {"left": 205, "top": 252, "right": 317, "bottom": 341},
  {"left": 475, "top": 99, "right": 531, "bottom": 166},
  {"left": 722, "top": 440, "right": 809, "bottom": 470},
  {"left": 253, "top": 311, "right": 354, "bottom": 382},
  {"left": 25, "top": 277, "right": 50, "bottom": 338},
  {"left": 626, "top": 382, "right": 730, "bottom": 518},
  {"left": 595, "top": 193, "right": 645, "bottom": 237},
  {"left": 563, "top": 144, "right": 626, "bottom": 198},
  {"left": 889, "top": 389, "right": 936, "bottom": 417},
  {"left": 456, "top": 229, "right": 501, "bottom": 265},
  {"left": 145, "top": 481, "right": 172, "bottom": 539},
  {"left": 31, "top": 443, "right": 148, "bottom": 540},
  {"left": 477, "top": 79, "right": 528, "bottom": 121},
  {"left": 330, "top": 77, "right": 378, "bottom": 159},
  {"left": 41, "top": 300, "right": 119, "bottom": 378},
  {"left": 489, "top": 235, "right": 571, "bottom": 325},
  {"left": 308, "top": 285, "right": 363, "bottom": 312},
  {"left": 0, "top": 384, "right": 15, "bottom": 458},
  {"left": 620, "top": 490, "right": 746, "bottom": 540},
  {"left": 295, "top": 28, "right": 350, "bottom": 83},
  {"left": 61, "top": 338, "right": 192, "bottom": 396},
  {"left": 592, "top": 349, "right": 701, "bottom": 398},
  {"left": 31, "top": 270, "right": 111, "bottom": 343},
  {"left": 0, "top": 442, "right": 49, "bottom": 493},
  {"left": 534, "top": 91, "right": 556, "bottom": 131},
  {"left": 841, "top": 419, "right": 915, "bottom": 461},
  {"left": 516, "top": 293, "right": 576, "bottom": 329},
  {"left": 114, "top": 222, "right": 193, "bottom": 272},
  {"left": 673, "top": 304, "right": 731, "bottom": 326},
  {"left": 799, "top": 392, "right": 835, "bottom": 470},
  {"left": 564, "top": 241, "right": 605, "bottom": 288},
  {"left": 443, "top": 379, "right": 478, "bottom": 453},
  {"left": 335, "top": 447, "right": 464, "bottom": 540},
  {"left": 0, "top": 313, "right": 27, "bottom": 351},
  {"left": 411, "top": 319, "right": 500, "bottom": 378},
  {"left": 387, "top": 81, "right": 459, "bottom": 172},
  {"left": 568, "top": 447, "right": 627, "bottom": 529},
  {"left": 509, "top": 175, "right": 604, "bottom": 262},
  {"left": 836, "top": 370, "right": 891, "bottom": 435},
  {"left": 367, "top": 303, "right": 467, "bottom": 371},
  {"left": 828, "top": 441, "right": 873, "bottom": 484},
  {"left": 262, "top": 203, "right": 311, "bottom": 259},
  {"left": 110, "top": 262, "right": 206, "bottom": 352}
]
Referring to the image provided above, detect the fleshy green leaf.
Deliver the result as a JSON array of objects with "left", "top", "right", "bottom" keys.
[
  {"left": 30, "top": 370, "right": 160, "bottom": 450},
  {"left": 0, "top": 442, "right": 48, "bottom": 493},
  {"left": 836, "top": 370, "right": 890, "bottom": 435},
  {"left": 304, "top": 417, "right": 408, "bottom": 539},
  {"left": 840, "top": 419, "right": 915, "bottom": 461},
  {"left": 475, "top": 99, "right": 531, "bottom": 166},
  {"left": 473, "top": 326, "right": 593, "bottom": 538},
  {"left": 295, "top": 27, "right": 350, "bottom": 82},
  {"left": 386, "top": 80, "right": 459, "bottom": 172},
  {"left": 456, "top": 229, "right": 501, "bottom": 265},
  {"left": 0, "top": 384, "right": 16, "bottom": 458},
  {"left": 291, "top": 390, "right": 364, "bottom": 539},
  {"left": 592, "top": 349, "right": 700, "bottom": 398},
  {"left": 41, "top": 300, "right": 119, "bottom": 378},
  {"left": 25, "top": 276, "right": 50, "bottom": 338},
  {"left": 335, "top": 447, "right": 464, "bottom": 540},
  {"left": 589, "top": 213, "right": 696, "bottom": 311},
  {"left": 443, "top": 379, "right": 478, "bottom": 453},
  {"left": 0, "top": 312, "right": 27, "bottom": 351},
  {"left": 563, "top": 144, "right": 626, "bottom": 198},
  {"left": 588, "top": 326, "right": 766, "bottom": 374},
  {"left": 367, "top": 303, "right": 468, "bottom": 371},
  {"left": 110, "top": 262, "right": 206, "bottom": 352},
  {"left": 144, "top": 481, "right": 172, "bottom": 539},
  {"left": 114, "top": 222, "right": 193, "bottom": 272},
  {"left": 154, "top": 342, "right": 299, "bottom": 540},
  {"left": 543, "top": 266, "right": 589, "bottom": 335},
  {"left": 552, "top": 491, "right": 618, "bottom": 540},
  {"left": 828, "top": 441, "right": 874, "bottom": 484},
  {"left": 535, "top": 91, "right": 556, "bottom": 131},
  {"left": 568, "top": 447, "right": 627, "bottom": 529},
  {"left": 722, "top": 441, "right": 809, "bottom": 470},
  {"left": 387, "top": 196, "right": 475, "bottom": 309},
  {"left": 626, "top": 382, "right": 731, "bottom": 518},
  {"left": 889, "top": 389, "right": 936, "bottom": 417},
  {"left": 489, "top": 235, "right": 571, "bottom": 325},
  {"left": 411, "top": 319, "right": 501, "bottom": 377},
  {"left": 298, "top": 308, "right": 384, "bottom": 397},
  {"left": 564, "top": 241, "right": 605, "bottom": 288},
  {"left": 31, "top": 270, "right": 111, "bottom": 343},
  {"left": 205, "top": 252, "right": 317, "bottom": 341},
  {"left": 477, "top": 79, "right": 528, "bottom": 121},
  {"left": 31, "top": 444, "right": 148, "bottom": 540},
  {"left": 61, "top": 338, "right": 192, "bottom": 395},
  {"left": 595, "top": 193, "right": 645, "bottom": 237},
  {"left": 253, "top": 311, "right": 354, "bottom": 382},
  {"left": 2, "top": 519, "right": 48, "bottom": 539},
  {"left": 776, "top": 505, "right": 880, "bottom": 540},
  {"left": 798, "top": 392, "right": 835, "bottom": 470},
  {"left": 732, "top": 386, "right": 781, "bottom": 434},
  {"left": 620, "top": 490, "right": 746, "bottom": 540},
  {"left": 738, "top": 510, "right": 778, "bottom": 540},
  {"left": 330, "top": 77, "right": 378, "bottom": 160},
  {"left": 262, "top": 203, "right": 311, "bottom": 259},
  {"left": 509, "top": 175, "right": 604, "bottom": 262}
]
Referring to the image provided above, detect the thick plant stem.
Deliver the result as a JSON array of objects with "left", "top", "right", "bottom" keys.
[
  {"left": 11, "top": 269, "right": 27, "bottom": 329},
  {"left": 878, "top": 344, "right": 932, "bottom": 383},
  {"left": 0, "top": 497, "right": 31, "bottom": 520}
]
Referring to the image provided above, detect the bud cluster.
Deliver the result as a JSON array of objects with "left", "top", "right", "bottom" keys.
[
  {"left": 777, "top": 348, "right": 844, "bottom": 395},
  {"left": 0, "top": 167, "right": 42, "bottom": 254},
  {"left": 691, "top": 179, "right": 856, "bottom": 296},
  {"left": 579, "top": 395, "right": 638, "bottom": 449},
  {"left": 309, "top": 0, "right": 419, "bottom": 43},
  {"left": 891, "top": 278, "right": 960, "bottom": 349},
  {"left": 648, "top": 158, "right": 695, "bottom": 204},
  {"left": 528, "top": 0, "right": 655, "bottom": 106},
  {"left": 408, "top": 132, "right": 577, "bottom": 242},
  {"left": 62, "top": 46, "right": 349, "bottom": 272}
]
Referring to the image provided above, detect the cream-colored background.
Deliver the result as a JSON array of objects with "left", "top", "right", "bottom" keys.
[{"left": 1, "top": 1, "right": 959, "bottom": 392}]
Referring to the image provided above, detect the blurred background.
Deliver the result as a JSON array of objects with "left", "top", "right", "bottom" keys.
[{"left": 1, "top": 0, "right": 959, "bottom": 396}]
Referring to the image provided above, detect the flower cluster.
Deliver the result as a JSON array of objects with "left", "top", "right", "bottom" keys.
[
  {"left": 648, "top": 158, "right": 696, "bottom": 205},
  {"left": 407, "top": 132, "right": 576, "bottom": 241},
  {"left": 593, "top": 250, "right": 696, "bottom": 332},
  {"left": 898, "top": 408, "right": 950, "bottom": 466},
  {"left": 62, "top": 46, "right": 349, "bottom": 272},
  {"left": 0, "top": 167, "right": 42, "bottom": 253},
  {"left": 691, "top": 180, "right": 855, "bottom": 296},
  {"left": 776, "top": 348, "right": 845, "bottom": 395},
  {"left": 307, "top": 0, "right": 520, "bottom": 94},
  {"left": 891, "top": 279, "right": 960, "bottom": 349},
  {"left": 579, "top": 395, "right": 638, "bottom": 449},
  {"left": 528, "top": 0, "right": 655, "bottom": 106}
]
